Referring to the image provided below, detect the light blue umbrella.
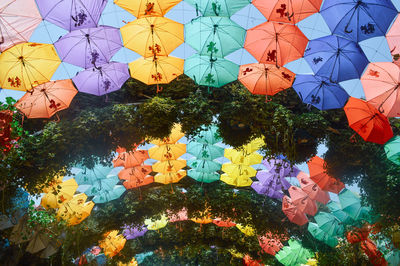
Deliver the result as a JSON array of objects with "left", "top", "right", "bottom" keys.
[
  {"left": 308, "top": 222, "right": 338, "bottom": 247},
  {"left": 187, "top": 142, "right": 224, "bottom": 160},
  {"left": 326, "top": 201, "right": 354, "bottom": 225},
  {"left": 74, "top": 164, "right": 114, "bottom": 185},
  {"left": 185, "top": 0, "right": 251, "bottom": 17},
  {"left": 84, "top": 175, "right": 120, "bottom": 197},
  {"left": 91, "top": 185, "right": 126, "bottom": 204},
  {"left": 314, "top": 212, "right": 344, "bottom": 237},
  {"left": 187, "top": 159, "right": 221, "bottom": 173},
  {"left": 195, "top": 125, "right": 222, "bottom": 144},
  {"left": 188, "top": 170, "right": 220, "bottom": 183}
]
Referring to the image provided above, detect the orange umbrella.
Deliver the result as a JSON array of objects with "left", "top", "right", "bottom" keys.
[
  {"left": 297, "top": 171, "right": 330, "bottom": 205},
  {"left": 344, "top": 97, "right": 393, "bottom": 145},
  {"left": 113, "top": 150, "right": 149, "bottom": 168},
  {"left": 212, "top": 218, "right": 236, "bottom": 227},
  {"left": 361, "top": 62, "right": 400, "bottom": 117},
  {"left": 253, "top": 0, "right": 323, "bottom": 24},
  {"left": 244, "top": 21, "right": 308, "bottom": 67},
  {"left": 288, "top": 186, "right": 317, "bottom": 216},
  {"left": 14, "top": 80, "right": 77, "bottom": 119},
  {"left": 238, "top": 63, "right": 295, "bottom": 96},
  {"left": 307, "top": 156, "right": 345, "bottom": 194},
  {"left": 282, "top": 195, "right": 308, "bottom": 226},
  {"left": 258, "top": 233, "right": 285, "bottom": 256},
  {"left": 118, "top": 166, "right": 153, "bottom": 189},
  {"left": 386, "top": 16, "right": 400, "bottom": 66}
]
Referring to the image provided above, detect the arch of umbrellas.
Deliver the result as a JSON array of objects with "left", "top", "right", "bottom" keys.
[{"left": 3, "top": 0, "right": 400, "bottom": 265}]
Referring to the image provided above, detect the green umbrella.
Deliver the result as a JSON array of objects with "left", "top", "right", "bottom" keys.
[
  {"left": 187, "top": 158, "right": 221, "bottom": 173},
  {"left": 185, "top": 0, "right": 250, "bottom": 17},
  {"left": 195, "top": 125, "right": 221, "bottom": 144},
  {"left": 385, "top": 136, "right": 400, "bottom": 166},
  {"left": 74, "top": 164, "right": 114, "bottom": 185},
  {"left": 91, "top": 185, "right": 126, "bottom": 204},
  {"left": 314, "top": 212, "right": 344, "bottom": 237},
  {"left": 308, "top": 222, "right": 338, "bottom": 247},
  {"left": 187, "top": 142, "right": 224, "bottom": 160},
  {"left": 185, "top": 16, "right": 246, "bottom": 58},
  {"left": 188, "top": 170, "right": 220, "bottom": 183},
  {"left": 327, "top": 201, "right": 354, "bottom": 225},
  {"left": 339, "top": 189, "right": 374, "bottom": 223},
  {"left": 375, "top": 236, "right": 400, "bottom": 266},
  {"left": 275, "top": 239, "right": 313, "bottom": 266},
  {"left": 184, "top": 54, "right": 239, "bottom": 88},
  {"left": 84, "top": 175, "right": 120, "bottom": 197}
]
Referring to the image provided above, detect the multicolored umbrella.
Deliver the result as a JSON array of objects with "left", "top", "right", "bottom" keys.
[
  {"left": 297, "top": 171, "right": 330, "bottom": 205},
  {"left": 115, "top": 0, "right": 181, "bottom": 18},
  {"left": 36, "top": 0, "right": 107, "bottom": 31},
  {"left": 288, "top": 186, "right": 317, "bottom": 216},
  {"left": 314, "top": 211, "right": 344, "bottom": 237},
  {"left": 384, "top": 136, "right": 400, "bottom": 166},
  {"left": 0, "top": 43, "right": 61, "bottom": 91},
  {"left": 185, "top": 0, "right": 251, "bottom": 17},
  {"left": 122, "top": 225, "right": 148, "bottom": 240},
  {"left": 308, "top": 222, "right": 338, "bottom": 247},
  {"left": 282, "top": 195, "right": 308, "bottom": 226},
  {"left": 99, "top": 230, "right": 126, "bottom": 258},
  {"left": 307, "top": 156, "right": 345, "bottom": 194},
  {"left": 0, "top": 0, "right": 42, "bottom": 52},
  {"left": 320, "top": 0, "right": 397, "bottom": 42}
]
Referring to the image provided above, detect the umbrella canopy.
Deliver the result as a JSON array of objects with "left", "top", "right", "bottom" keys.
[
  {"left": 113, "top": 149, "right": 149, "bottom": 168},
  {"left": 339, "top": 188, "right": 373, "bottom": 222},
  {"left": 91, "top": 185, "right": 126, "bottom": 204},
  {"left": 185, "top": 0, "right": 250, "bottom": 17},
  {"left": 262, "top": 158, "right": 299, "bottom": 178},
  {"left": 144, "top": 215, "right": 168, "bottom": 230},
  {"left": 122, "top": 225, "right": 148, "bottom": 240},
  {"left": 83, "top": 174, "right": 119, "bottom": 197},
  {"left": 57, "top": 194, "right": 94, "bottom": 225},
  {"left": 293, "top": 75, "right": 349, "bottom": 110},
  {"left": 298, "top": 171, "right": 330, "bottom": 205},
  {"left": 238, "top": 63, "right": 295, "bottom": 96},
  {"left": 121, "top": 17, "right": 184, "bottom": 57},
  {"left": 282, "top": 196, "right": 308, "bottom": 226},
  {"left": 253, "top": 0, "right": 323, "bottom": 24},
  {"left": 212, "top": 218, "right": 236, "bottom": 227},
  {"left": 275, "top": 239, "right": 313, "bottom": 266},
  {"left": 361, "top": 62, "right": 400, "bottom": 117},
  {"left": 220, "top": 175, "right": 253, "bottom": 187},
  {"left": 386, "top": 16, "right": 400, "bottom": 66},
  {"left": 303, "top": 35, "right": 369, "bottom": 83},
  {"left": 224, "top": 149, "right": 263, "bottom": 166},
  {"left": 0, "top": 0, "right": 42, "bottom": 52},
  {"left": 236, "top": 224, "right": 255, "bottom": 236},
  {"left": 384, "top": 136, "right": 400, "bottom": 166},
  {"left": 74, "top": 164, "right": 115, "bottom": 185},
  {"left": 307, "top": 156, "right": 345, "bottom": 194},
  {"left": 187, "top": 142, "right": 224, "bottom": 160},
  {"left": 184, "top": 54, "right": 239, "bottom": 88},
  {"left": 99, "top": 230, "right": 126, "bottom": 258},
  {"left": 314, "top": 211, "right": 344, "bottom": 237},
  {"left": 26, "top": 231, "right": 51, "bottom": 254},
  {"left": 344, "top": 97, "right": 393, "bottom": 145},
  {"left": 130, "top": 55, "right": 184, "bottom": 85},
  {"left": 320, "top": 0, "right": 397, "bottom": 42},
  {"left": 149, "top": 143, "right": 186, "bottom": 161},
  {"left": 288, "top": 186, "right": 317, "bottom": 216},
  {"left": 195, "top": 125, "right": 221, "bottom": 144},
  {"left": 188, "top": 159, "right": 221, "bottom": 173},
  {"left": 152, "top": 159, "right": 186, "bottom": 173},
  {"left": 326, "top": 201, "right": 354, "bottom": 225},
  {"left": 118, "top": 166, "right": 153, "bottom": 189},
  {"left": 0, "top": 43, "right": 61, "bottom": 91},
  {"left": 36, "top": 0, "right": 107, "bottom": 31},
  {"left": 115, "top": 0, "right": 181, "bottom": 18},
  {"left": 41, "top": 178, "right": 78, "bottom": 209},
  {"left": 188, "top": 170, "right": 220, "bottom": 183},
  {"left": 308, "top": 222, "right": 338, "bottom": 247},
  {"left": 15, "top": 80, "right": 78, "bottom": 119},
  {"left": 168, "top": 208, "right": 188, "bottom": 222},
  {"left": 221, "top": 163, "right": 256, "bottom": 186},
  {"left": 54, "top": 26, "right": 122, "bottom": 69},
  {"left": 72, "top": 62, "right": 130, "bottom": 96},
  {"left": 185, "top": 16, "right": 246, "bottom": 58},
  {"left": 191, "top": 209, "right": 213, "bottom": 224},
  {"left": 244, "top": 21, "right": 308, "bottom": 67},
  {"left": 154, "top": 170, "right": 187, "bottom": 184},
  {"left": 150, "top": 124, "right": 184, "bottom": 145},
  {"left": 258, "top": 233, "right": 284, "bottom": 256},
  {"left": 251, "top": 179, "right": 284, "bottom": 199}
]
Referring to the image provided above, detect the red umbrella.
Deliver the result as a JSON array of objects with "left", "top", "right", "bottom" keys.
[
  {"left": 244, "top": 21, "right": 308, "bottom": 67},
  {"left": 297, "top": 171, "right": 330, "bottom": 205},
  {"left": 307, "top": 156, "right": 345, "bottom": 194},
  {"left": 118, "top": 165, "right": 153, "bottom": 189},
  {"left": 344, "top": 97, "right": 393, "bottom": 145},
  {"left": 212, "top": 218, "right": 236, "bottom": 227},
  {"left": 288, "top": 186, "right": 317, "bottom": 216},
  {"left": 282, "top": 195, "right": 308, "bottom": 226},
  {"left": 113, "top": 150, "right": 149, "bottom": 168},
  {"left": 258, "top": 233, "right": 284, "bottom": 256},
  {"left": 361, "top": 238, "right": 388, "bottom": 266},
  {"left": 243, "top": 255, "right": 264, "bottom": 266}
]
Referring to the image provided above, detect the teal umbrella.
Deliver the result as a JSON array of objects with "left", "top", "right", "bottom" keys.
[
  {"left": 185, "top": 16, "right": 246, "bottom": 58},
  {"left": 187, "top": 142, "right": 224, "bottom": 160},
  {"left": 185, "top": 0, "right": 250, "bottom": 17},
  {"left": 187, "top": 159, "right": 221, "bottom": 173},
  {"left": 84, "top": 175, "right": 120, "bottom": 197},
  {"left": 275, "top": 239, "right": 313, "bottom": 266},
  {"left": 314, "top": 212, "right": 344, "bottom": 237},
  {"left": 188, "top": 170, "right": 220, "bottom": 183},
  {"left": 184, "top": 54, "right": 239, "bottom": 88},
  {"left": 327, "top": 201, "right": 354, "bottom": 225},
  {"left": 339, "top": 189, "right": 374, "bottom": 223},
  {"left": 376, "top": 236, "right": 400, "bottom": 266},
  {"left": 91, "top": 185, "right": 126, "bottom": 204},
  {"left": 308, "top": 222, "right": 338, "bottom": 248},
  {"left": 385, "top": 136, "right": 400, "bottom": 166},
  {"left": 74, "top": 164, "right": 114, "bottom": 185},
  {"left": 196, "top": 125, "right": 221, "bottom": 145}
]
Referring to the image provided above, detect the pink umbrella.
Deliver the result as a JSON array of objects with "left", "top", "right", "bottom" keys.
[
  {"left": 168, "top": 208, "right": 188, "bottom": 222},
  {"left": 282, "top": 195, "right": 308, "bottom": 226},
  {"left": 297, "top": 171, "right": 330, "bottom": 205},
  {"left": 288, "top": 186, "right": 318, "bottom": 216}
]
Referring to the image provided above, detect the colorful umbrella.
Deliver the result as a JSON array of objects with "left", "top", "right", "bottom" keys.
[
  {"left": 320, "top": 0, "right": 397, "bottom": 42},
  {"left": 307, "top": 156, "right": 345, "bottom": 194},
  {"left": 154, "top": 170, "right": 187, "bottom": 184},
  {"left": 185, "top": 16, "right": 246, "bottom": 58},
  {"left": 212, "top": 218, "right": 236, "bottom": 227},
  {"left": 57, "top": 193, "right": 94, "bottom": 226},
  {"left": 0, "top": 0, "right": 42, "bottom": 52},
  {"left": 221, "top": 163, "right": 256, "bottom": 187},
  {"left": 314, "top": 211, "right": 344, "bottom": 237},
  {"left": 115, "top": 0, "right": 181, "bottom": 18},
  {"left": 118, "top": 166, "right": 153, "bottom": 189},
  {"left": 191, "top": 209, "right": 213, "bottom": 224},
  {"left": 251, "top": 179, "right": 284, "bottom": 199},
  {"left": 122, "top": 225, "right": 148, "bottom": 240},
  {"left": 338, "top": 188, "right": 374, "bottom": 223},
  {"left": 195, "top": 125, "right": 221, "bottom": 145},
  {"left": 282, "top": 195, "right": 308, "bottom": 226},
  {"left": 297, "top": 171, "right": 330, "bottom": 205},
  {"left": 224, "top": 149, "right": 263, "bottom": 166},
  {"left": 83, "top": 174, "right": 120, "bottom": 197},
  {"left": 344, "top": 97, "right": 393, "bottom": 145},
  {"left": 386, "top": 16, "right": 400, "bottom": 66},
  {"left": 185, "top": 0, "right": 250, "bottom": 17},
  {"left": 262, "top": 158, "right": 299, "bottom": 178},
  {"left": 149, "top": 124, "right": 184, "bottom": 145},
  {"left": 149, "top": 143, "right": 186, "bottom": 161},
  {"left": 238, "top": 63, "right": 295, "bottom": 96},
  {"left": 288, "top": 186, "right": 317, "bottom": 216},
  {"left": 168, "top": 208, "right": 188, "bottom": 222},
  {"left": 144, "top": 215, "right": 168, "bottom": 230},
  {"left": 188, "top": 170, "right": 220, "bottom": 183},
  {"left": 188, "top": 159, "right": 221, "bottom": 173},
  {"left": 36, "top": 0, "right": 107, "bottom": 31},
  {"left": 258, "top": 233, "right": 284, "bottom": 256},
  {"left": 275, "top": 239, "right": 313, "bottom": 266},
  {"left": 99, "top": 230, "right": 126, "bottom": 258},
  {"left": 41, "top": 178, "right": 78, "bottom": 209},
  {"left": 236, "top": 224, "right": 255, "bottom": 236},
  {"left": 384, "top": 136, "right": 400, "bottom": 166},
  {"left": 121, "top": 17, "right": 184, "bottom": 57},
  {"left": 0, "top": 43, "right": 61, "bottom": 91},
  {"left": 74, "top": 164, "right": 115, "bottom": 185},
  {"left": 244, "top": 21, "right": 308, "bottom": 67},
  {"left": 113, "top": 149, "right": 149, "bottom": 168},
  {"left": 15, "top": 80, "right": 78, "bottom": 119},
  {"left": 361, "top": 62, "right": 400, "bottom": 117},
  {"left": 251, "top": 170, "right": 290, "bottom": 199},
  {"left": 91, "top": 185, "right": 126, "bottom": 204},
  {"left": 152, "top": 159, "right": 186, "bottom": 173},
  {"left": 293, "top": 75, "right": 349, "bottom": 110},
  {"left": 187, "top": 142, "right": 224, "bottom": 160},
  {"left": 303, "top": 35, "right": 369, "bottom": 83},
  {"left": 308, "top": 222, "right": 338, "bottom": 247},
  {"left": 253, "top": 0, "right": 323, "bottom": 24},
  {"left": 54, "top": 26, "right": 122, "bottom": 69},
  {"left": 326, "top": 201, "right": 354, "bottom": 225}
]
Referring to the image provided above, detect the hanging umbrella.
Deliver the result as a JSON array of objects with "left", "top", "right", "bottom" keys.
[
  {"left": 184, "top": 54, "right": 239, "bottom": 88},
  {"left": 257, "top": 170, "right": 291, "bottom": 190},
  {"left": 83, "top": 174, "right": 120, "bottom": 197},
  {"left": 238, "top": 63, "right": 295, "bottom": 96},
  {"left": 282, "top": 196, "right": 308, "bottom": 226},
  {"left": 41, "top": 178, "right": 79, "bottom": 209},
  {"left": 122, "top": 225, "right": 148, "bottom": 240},
  {"left": 386, "top": 16, "right": 400, "bottom": 66},
  {"left": 320, "top": 0, "right": 397, "bottom": 42},
  {"left": 144, "top": 215, "right": 168, "bottom": 230},
  {"left": 307, "top": 156, "right": 345, "bottom": 194},
  {"left": 384, "top": 136, "right": 400, "bottom": 166},
  {"left": 121, "top": 17, "right": 183, "bottom": 57},
  {"left": 36, "top": 0, "right": 107, "bottom": 31},
  {"left": 314, "top": 211, "right": 344, "bottom": 237},
  {"left": 74, "top": 164, "right": 115, "bottom": 185},
  {"left": 361, "top": 62, "right": 400, "bottom": 117},
  {"left": 326, "top": 201, "right": 354, "bottom": 225},
  {"left": 150, "top": 124, "right": 184, "bottom": 145},
  {"left": 258, "top": 233, "right": 284, "bottom": 256},
  {"left": 113, "top": 149, "right": 149, "bottom": 168},
  {"left": 293, "top": 75, "right": 349, "bottom": 110},
  {"left": 338, "top": 188, "right": 374, "bottom": 223},
  {"left": 188, "top": 170, "right": 220, "bottom": 183},
  {"left": 149, "top": 143, "right": 186, "bottom": 161},
  {"left": 187, "top": 142, "right": 224, "bottom": 160},
  {"left": 15, "top": 80, "right": 78, "bottom": 119},
  {"left": 308, "top": 222, "right": 338, "bottom": 247},
  {"left": 275, "top": 239, "right": 313, "bottom": 266},
  {"left": 220, "top": 174, "right": 253, "bottom": 187},
  {"left": 195, "top": 125, "right": 221, "bottom": 145},
  {"left": 344, "top": 97, "right": 393, "bottom": 145},
  {"left": 57, "top": 194, "right": 95, "bottom": 225},
  {"left": 303, "top": 35, "right": 369, "bottom": 83},
  {"left": 213, "top": 218, "right": 236, "bottom": 227},
  {"left": 91, "top": 185, "right": 126, "bottom": 204},
  {"left": 118, "top": 166, "right": 153, "bottom": 189},
  {"left": 191, "top": 209, "right": 213, "bottom": 224},
  {"left": 288, "top": 186, "right": 317, "bottom": 216},
  {"left": 26, "top": 231, "right": 51, "bottom": 254},
  {"left": 297, "top": 171, "right": 330, "bottom": 205},
  {"left": 244, "top": 21, "right": 308, "bottom": 67},
  {"left": 0, "top": 0, "right": 42, "bottom": 52},
  {"left": 130, "top": 55, "right": 184, "bottom": 85},
  {"left": 154, "top": 170, "right": 187, "bottom": 184},
  {"left": 115, "top": 0, "right": 181, "bottom": 17},
  {"left": 185, "top": 0, "right": 250, "bottom": 17},
  {"left": 224, "top": 149, "right": 263, "bottom": 166},
  {"left": 99, "top": 230, "right": 126, "bottom": 258},
  {"left": 253, "top": 0, "right": 323, "bottom": 25},
  {"left": 251, "top": 180, "right": 284, "bottom": 199},
  {"left": 152, "top": 159, "right": 186, "bottom": 173},
  {"left": 262, "top": 158, "right": 299, "bottom": 178},
  {"left": 221, "top": 163, "right": 256, "bottom": 186},
  {"left": 168, "top": 208, "right": 188, "bottom": 222},
  {"left": 185, "top": 16, "right": 246, "bottom": 58},
  {"left": 236, "top": 224, "right": 255, "bottom": 236},
  {"left": 0, "top": 42, "right": 61, "bottom": 91},
  {"left": 188, "top": 159, "right": 221, "bottom": 173},
  {"left": 242, "top": 138, "right": 265, "bottom": 153}
]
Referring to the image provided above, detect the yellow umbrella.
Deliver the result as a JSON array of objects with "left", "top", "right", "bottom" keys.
[
  {"left": 57, "top": 193, "right": 94, "bottom": 226},
  {"left": 145, "top": 214, "right": 169, "bottom": 230},
  {"left": 115, "top": 0, "right": 181, "bottom": 18},
  {"left": 149, "top": 143, "right": 186, "bottom": 161},
  {"left": 117, "top": 257, "right": 138, "bottom": 266},
  {"left": 129, "top": 55, "right": 184, "bottom": 85},
  {"left": 240, "top": 138, "right": 265, "bottom": 154},
  {"left": 224, "top": 149, "right": 263, "bottom": 166},
  {"left": 99, "top": 230, "right": 127, "bottom": 258},
  {"left": 228, "top": 248, "right": 245, "bottom": 258},
  {"left": 221, "top": 163, "right": 257, "bottom": 179},
  {"left": 220, "top": 173, "right": 253, "bottom": 187},
  {"left": 154, "top": 170, "right": 186, "bottom": 184},
  {"left": 41, "top": 178, "right": 78, "bottom": 209},
  {"left": 0, "top": 42, "right": 61, "bottom": 91},
  {"left": 191, "top": 208, "right": 213, "bottom": 224},
  {"left": 121, "top": 17, "right": 184, "bottom": 57},
  {"left": 152, "top": 159, "right": 186, "bottom": 173},
  {"left": 41, "top": 175, "right": 64, "bottom": 193},
  {"left": 236, "top": 224, "right": 255, "bottom": 236},
  {"left": 150, "top": 124, "right": 184, "bottom": 145}
]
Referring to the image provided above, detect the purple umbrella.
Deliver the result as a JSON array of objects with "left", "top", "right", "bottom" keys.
[
  {"left": 262, "top": 159, "right": 300, "bottom": 177},
  {"left": 256, "top": 171, "right": 291, "bottom": 190},
  {"left": 251, "top": 181, "right": 284, "bottom": 199},
  {"left": 54, "top": 26, "right": 122, "bottom": 69},
  {"left": 36, "top": 0, "right": 107, "bottom": 31},
  {"left": 72, "top": 62, "right": 129, "bottom": 96},
  {"left": 123, "top": 225, "right": 148, "bottom": 240}
]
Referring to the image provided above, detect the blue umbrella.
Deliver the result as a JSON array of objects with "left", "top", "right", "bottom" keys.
[
  {"left": 74, "top": 164, "right": 115, "bottom": 185},
  {"left": 304, "top": 35, "right": 369, "bottom": 83},
  {"left": 293, "top": 75, "right": 349, "bottom": 110},
  {"left": 320, "top": 0, "right": 397, "bottom": 42}
]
